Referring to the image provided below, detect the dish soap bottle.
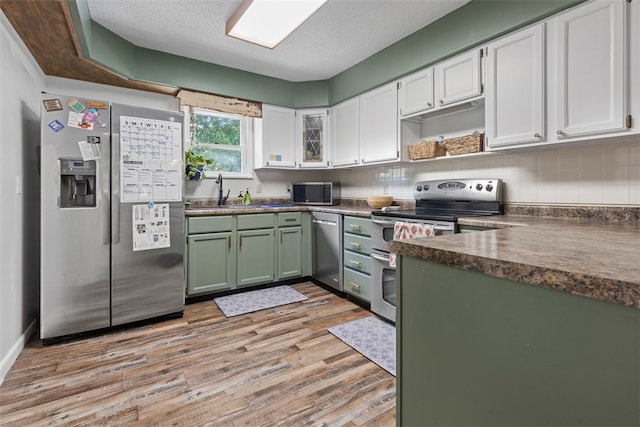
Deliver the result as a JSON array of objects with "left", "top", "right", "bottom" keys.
[{"left": 243, "top": 188, "right": 251, "bottom": 205}]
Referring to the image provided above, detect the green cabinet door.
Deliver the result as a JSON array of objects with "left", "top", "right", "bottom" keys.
[
  {"left": 186, "top": 232, "right": 235, "bottom": 295},
  {"left": 237, "top": 228, "right": 275, "bottom": 287},
  {"left": 277, "top": 226, "right": 303, "bottom": 280}
]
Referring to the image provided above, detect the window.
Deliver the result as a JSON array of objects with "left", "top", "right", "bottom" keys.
[{"left": 185, "top": 107, "right": 254, "bottom": 178}]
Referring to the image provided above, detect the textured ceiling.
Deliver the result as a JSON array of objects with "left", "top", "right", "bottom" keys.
[{"left": 86, "top": 0, "right": 470, "bottom": 82}]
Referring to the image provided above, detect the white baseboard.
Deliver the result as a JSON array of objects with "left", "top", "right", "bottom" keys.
[{"left": 0, "top": 319, "right": 37, "bottom": 386}]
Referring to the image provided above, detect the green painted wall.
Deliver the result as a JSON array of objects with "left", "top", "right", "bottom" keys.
[{"left": 68, "top": 0, "right": 582, "bottom": 108}]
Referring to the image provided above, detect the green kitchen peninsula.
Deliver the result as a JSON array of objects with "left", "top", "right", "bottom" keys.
[{"left": 393, "top": 214, "right": 640, "bottom": 426}]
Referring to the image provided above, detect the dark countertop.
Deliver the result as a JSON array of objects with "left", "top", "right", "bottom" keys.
[
  {"left": 391, "top": 214, "right": 640, "bottom": 309},
  {"left": 185, "top": 203, "right": 374, "bottom": 218}
]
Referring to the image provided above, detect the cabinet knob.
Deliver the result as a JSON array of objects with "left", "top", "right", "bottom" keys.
[
  {"left": 439, "top": 100, "right": 444, "bottom": 105},
  {"left": 427, "top": 102, "right": 432, "bottom": 108},
  {"left": 534, "top": 133, "right": 541, "bottom": 138},
  {"left": 556, "top": 130, "right": 565, "bottom": 135}
]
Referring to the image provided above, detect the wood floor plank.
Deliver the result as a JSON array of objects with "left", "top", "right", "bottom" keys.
[{"left": 0, "top": 282, "right": 395, "bottom": 426}]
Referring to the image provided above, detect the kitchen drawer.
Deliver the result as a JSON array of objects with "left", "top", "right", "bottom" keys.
[
  {"left": 343, "top": 268, "right": 371, "bottom": 302},
  {"left": 343, "top": 234, "right": 371, "bottom": 256},
  {"left": 343, "top": 250, "right": 372, "bottom": 275},
  {"left": 277, "top": 211, "right": 301, "bottom": 227},
  {"left": 343, "top": 216, "right": 372, "bottom": 237},
  {"left": 187, "top": 216, "right": 233, "bottom": 234},
  {"left": 237, "top": 213, "right": 275, "bottom": 230}
]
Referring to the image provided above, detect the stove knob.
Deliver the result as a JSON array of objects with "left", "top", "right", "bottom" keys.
[
  {"left": 416, "top": 185, "right": 422, "bottom": 191},
  {"left": 486, "top": 184, "right": 493, "bottom": 192},
  {"left": 424, "top": 185, "right": 429, "bottom": 191},
  {"left": 476, "top": 183, "right": 483, "bottom": 191}
]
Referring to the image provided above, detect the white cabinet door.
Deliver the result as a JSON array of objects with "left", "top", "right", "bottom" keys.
[
  {"left": 359, "top": 82, "right": 399, "bottom": 164},
  {"left": 297, "top": 108, "right": 329, "bottom": 168},
  {"left": 485, "top": 24, "right": 545, "bottom": 149},
  {"left": 261, "top": 104, "right": 296, "bottom": 168},
  {"left": 398, "top": 68, "right": 434, "bottom": 117},
  {"left": 331, "top": 98, "right": 360, "bottom": 167},
  {"left": 435, "top": 49, "right": 483, "bottom": 107},
  {"left": 554, "top": 0, "right": 626, "bottom": 138}
]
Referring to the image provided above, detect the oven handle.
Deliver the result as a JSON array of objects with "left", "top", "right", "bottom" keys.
[
  {"left": 371, "top": 218, "right": 396, "bottom": 226},
  {"left": 372, "top": 253, "right": 390, "bottom": 263},
  {"left": 434, "top": 225, "right": 454, "bottom": 232}
]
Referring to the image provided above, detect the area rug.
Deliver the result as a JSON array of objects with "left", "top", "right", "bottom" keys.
[
  {"left": 214, "top": 285, "right": 308, "bottom": 317},
  {"left": 328, "top": 316, "right": 396, "bottom": 376}
]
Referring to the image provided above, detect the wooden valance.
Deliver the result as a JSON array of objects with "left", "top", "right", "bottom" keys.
[{"left": 177, "top": 89, "right": 262, "bottom": 118}]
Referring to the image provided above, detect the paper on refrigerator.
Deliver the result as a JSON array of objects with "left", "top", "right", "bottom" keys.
[
  {"left": 119, "top": 115, "right": 183, "bottom": 203},
  {"left": 132, "top": 203, "right": 171, "bottom": 251}
]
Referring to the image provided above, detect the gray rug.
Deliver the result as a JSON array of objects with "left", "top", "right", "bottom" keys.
[
  {"left": 328, "top": 316, "right": 396, "bottom": 376},
  {"left": 214, "top": 285, "right": 308, "bottom": 317}
]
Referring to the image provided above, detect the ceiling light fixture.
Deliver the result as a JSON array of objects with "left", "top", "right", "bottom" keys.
[{"left": 226, "top": 0, "right": 328, "bottom": 49}]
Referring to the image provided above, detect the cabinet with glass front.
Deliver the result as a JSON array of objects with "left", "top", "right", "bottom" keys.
[{"left": 297, "top": 108, "right": 329, "bottom": 168}]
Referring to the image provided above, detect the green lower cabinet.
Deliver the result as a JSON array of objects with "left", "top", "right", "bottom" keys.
[
  {"left": 186, "top": 232, "right": 235, "bottom": 295},
  {"left": 237, "top": 228, "right": 275, "bottom": 287},
  {"left": 398, "top": 257, "right": 640, "bottom": 427},
  {"left": 277, "top": 226, "right": 303, "bottom": 280},
  {"left": 343, "top": 267, "right": 371, "bottom": 301}
]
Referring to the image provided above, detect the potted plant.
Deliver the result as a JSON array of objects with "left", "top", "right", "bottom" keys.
[{"left": 185, "top": 148, "right": 213, "bottom": 181}]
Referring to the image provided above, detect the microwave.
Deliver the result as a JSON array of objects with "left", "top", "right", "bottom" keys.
[{"left": 291, "top": 182, "right": 341, "bottom": 205}]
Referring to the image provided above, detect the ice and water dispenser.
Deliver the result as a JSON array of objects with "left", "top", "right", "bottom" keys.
[{"left": 59, "top": 158, "right": 96, "bottom": 208}]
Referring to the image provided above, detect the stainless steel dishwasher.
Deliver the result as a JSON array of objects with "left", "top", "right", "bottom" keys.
[{"left": 312, "top": 212, "right": 343, "bottom": 291}]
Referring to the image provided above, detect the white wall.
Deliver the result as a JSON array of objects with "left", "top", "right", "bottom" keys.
[{"left": 0, "top": 10, "right": 46, "bottom": 384}]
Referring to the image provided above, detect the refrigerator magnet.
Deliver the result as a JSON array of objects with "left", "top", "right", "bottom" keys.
[
  {"left": 43, "top": 98, "right": 63, "bottom": 112},
  {"left": 67, "top": 111, "right": 94, "bottom": 130},
  {"left": 68, "top": 99, "right": 85, "bottom": 113},
  {"left": 86, "top": 100, "right": 108, "bottom": 110},
  {"left": 47, "top": 120, "right": 64, "bottom": 132}
]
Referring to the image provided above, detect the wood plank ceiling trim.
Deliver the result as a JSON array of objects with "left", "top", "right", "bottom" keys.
[
  {"left": 2, "top": 0, "right": 238, "bottom": 101},
  {"left": 178, "top": 89, "right": 263, "bottom": 118}
]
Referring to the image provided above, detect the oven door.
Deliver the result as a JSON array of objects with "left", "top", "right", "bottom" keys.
[
  {"left": 371, "top": 249, "right": 396, "bottom": 323},
  {"left": 370, "top": 216, "right": 396, "bottom": 250}
]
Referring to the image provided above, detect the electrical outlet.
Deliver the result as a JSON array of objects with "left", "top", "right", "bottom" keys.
[
  {"left": 256, "top": 184, "right": 262, "bottom": 193},
  {"left": 383, "top": 183, "right": 389, "bottom": 195},
  {"left": 286, "top": 184, "right": 291, "bottom": 193}
]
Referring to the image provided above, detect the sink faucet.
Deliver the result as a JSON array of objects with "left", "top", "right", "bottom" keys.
[{"left": 215, "top": 173, "right": 230, "bottom": 206}]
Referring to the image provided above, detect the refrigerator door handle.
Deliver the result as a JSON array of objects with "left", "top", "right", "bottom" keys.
[{"left": 112, "top": 132, "right": 121, "bottom": 245}]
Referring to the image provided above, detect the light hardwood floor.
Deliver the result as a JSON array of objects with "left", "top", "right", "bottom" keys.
[{"left": 0, "top": 282, "right": 396, "bottom": 426}]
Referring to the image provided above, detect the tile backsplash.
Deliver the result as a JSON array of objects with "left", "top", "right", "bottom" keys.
[
  {"left": 185, "top": 136, "right": 640, "bottom": 207},
  {"left": 334, "top": 136, "right": 640, "bottom": 205}
]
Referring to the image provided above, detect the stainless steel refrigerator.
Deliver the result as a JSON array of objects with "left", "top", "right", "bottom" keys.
[{"left": 40, "top": 94, "right": 185, "bottom": 341}]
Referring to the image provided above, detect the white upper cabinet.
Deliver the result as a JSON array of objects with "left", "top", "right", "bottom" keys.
[
  {"left": 260, "top": 104, "right": 297, "bottom": 168},
  {"left": 553, "top": 0, "right": 627, "bottom": 138},
  {"left": 359, "top": 82, "right": 399, "bottom": 164},
  {"left": 485, "top": 24, "right": 545, "bottom": 149},
  {"left": 297, "top": 108, "right": 329, "bottom": 168},
  {"left": 331, "top": 98, "right": 360, "bottom": 167},
  {"left": 435, "top": 49, "right": 483, "bottom": 107},
  {"left": 398, "top": 68, "right": 434, "bottom": 117}
]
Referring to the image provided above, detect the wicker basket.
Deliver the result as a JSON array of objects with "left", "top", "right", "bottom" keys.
[
  {"left": 408, "top": 139, "right": 447, "bottom": 160},
  {"left": 445, "top": 133, "right": 484, "bottom": 155}
]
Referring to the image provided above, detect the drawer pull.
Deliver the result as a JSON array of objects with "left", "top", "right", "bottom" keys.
[
  {"left": 349, "top": 242, "right": 361, "bottom": 248},
  {"left": 349, "top": 224, "right": 361, "bottom": 230},
  {"left": 285, "top": 218, "right": 296, "bottom": 222},
  {"left": 350, "top": 260, "right": 361, "bottom": 266},
  {"left": 349, "top": 282, "right": 361, "bottom": 291}
]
